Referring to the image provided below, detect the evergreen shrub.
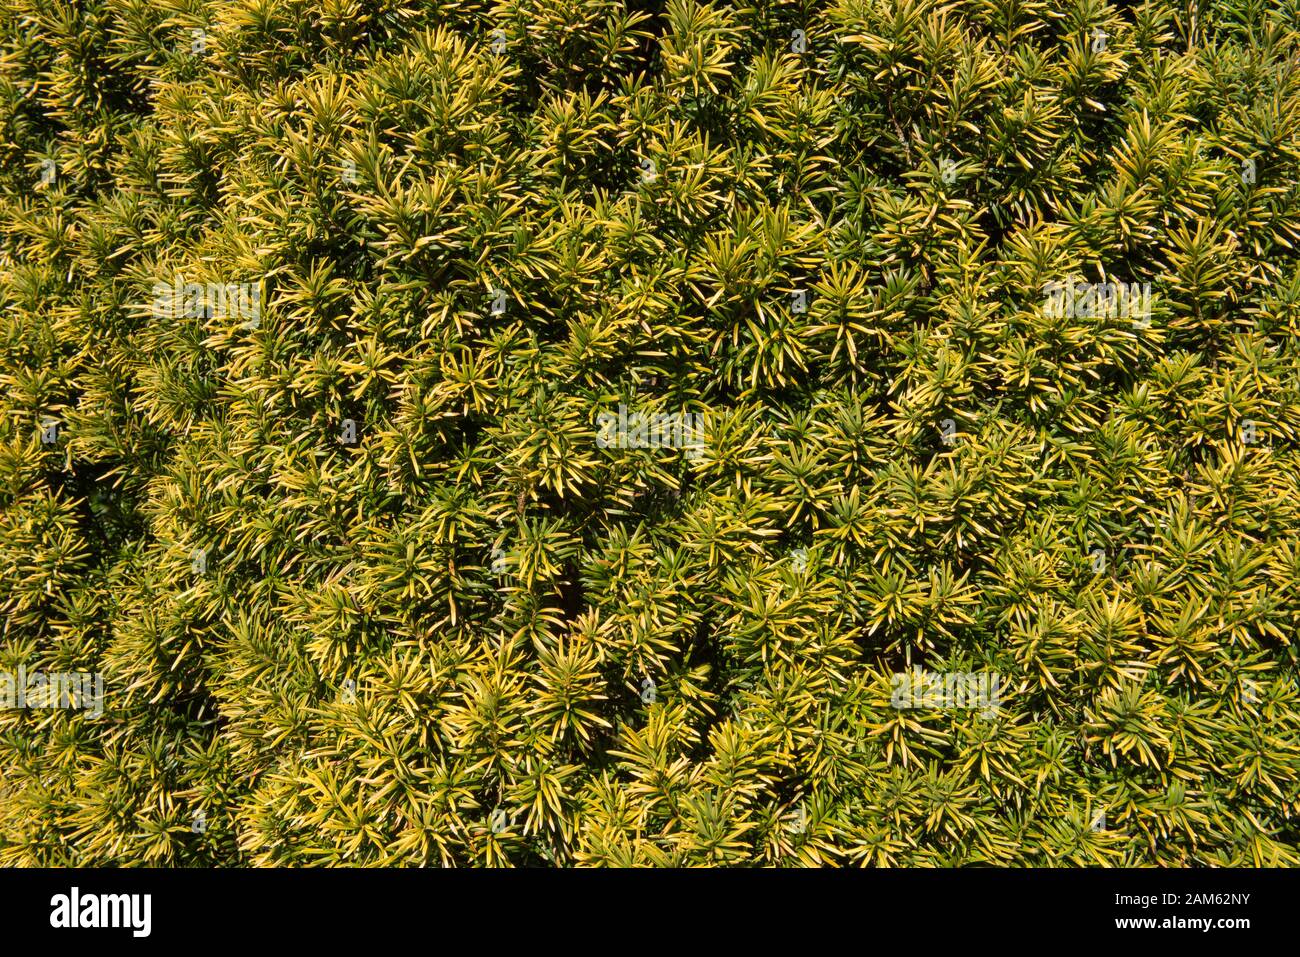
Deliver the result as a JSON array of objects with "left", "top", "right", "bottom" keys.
[{"left": 2, "top": 0, "right": 1299, "bottom": 866}]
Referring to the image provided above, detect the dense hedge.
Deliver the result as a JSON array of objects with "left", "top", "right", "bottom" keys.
[{"left": 2, "top": 0, "right": 1299, "bottom": 866}]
